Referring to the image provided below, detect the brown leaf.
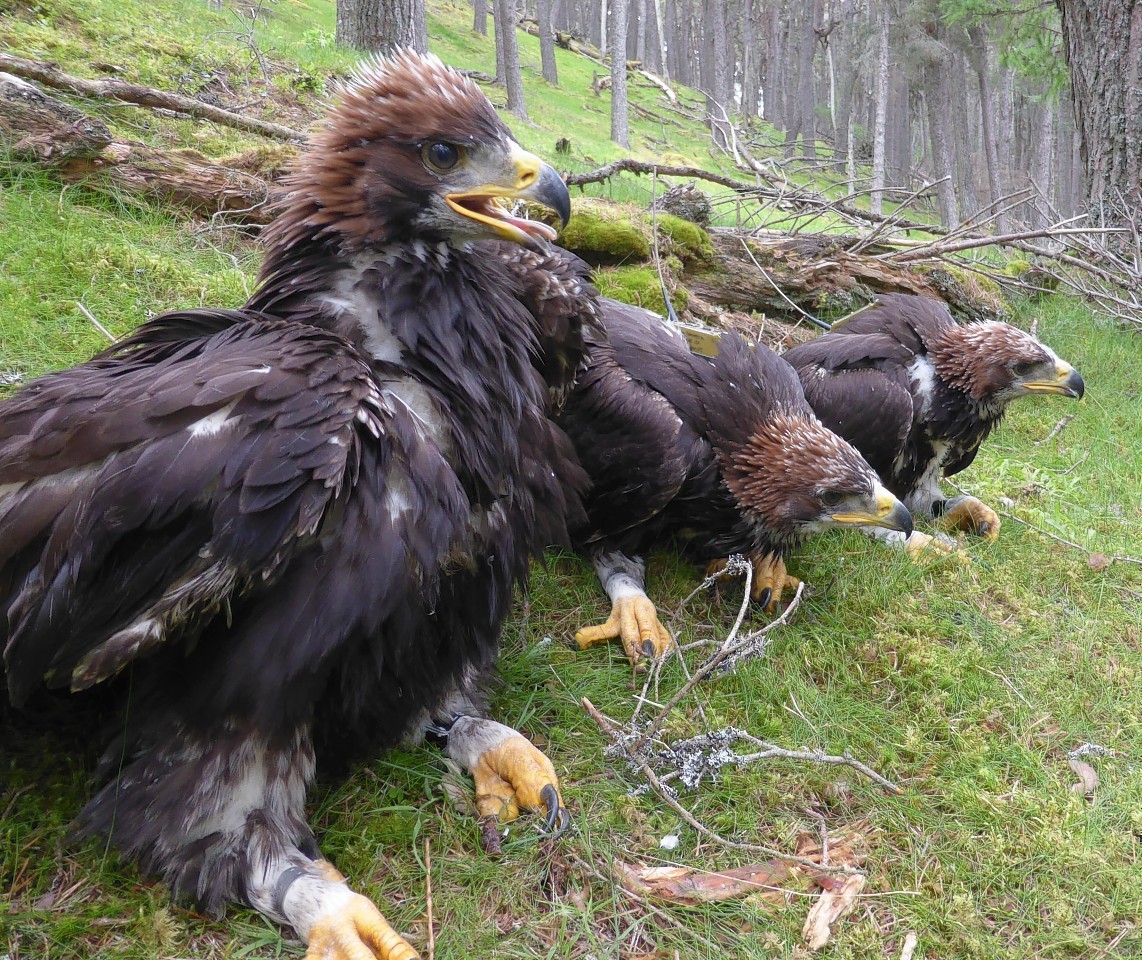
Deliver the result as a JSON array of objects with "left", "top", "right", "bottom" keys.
[
  {"left": 802, "top": 873, "right": 866, "bottom": 950},
  {"left": 1088, "top": 553, "right": 1110, "bottom": 572},
  {"left": 1068, "top": 757, "right": 1098, "bottom": 795},
  {"left": 613, "top": 858, "right": 797, "bottom": 906}
]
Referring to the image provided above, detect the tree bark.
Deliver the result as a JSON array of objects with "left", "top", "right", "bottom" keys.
[
  {"left": 538, "top": 0, "right": 559, "bottom": 83},
  {"left": 473, "top": 0, "right": 488, "bottom": 36},
  {"left": 610, "top": 0, "right": 630, "bottom": 146},
  {"left": 335, "top": 0, "right": 425, "bottom": 53},
  {"left": 1056, "top": 0, "right": 1142, "bottom": 224},
  {"left": 870, "top": 7, "right": 890, "bottom": 216},
  {"left": 967, "top": 24, "right": 1006, "bottom": 231},
  {"left": 496, "top": 0, "right": 528, "bottom": 118}
]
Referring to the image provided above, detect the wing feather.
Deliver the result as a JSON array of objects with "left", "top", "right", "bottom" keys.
[{"left": 0, "top": 314, "right": 391, "bottom": 705}]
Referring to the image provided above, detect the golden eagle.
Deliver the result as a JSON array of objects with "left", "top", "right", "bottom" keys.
[
  {"left": 557, "top": 299, "right": 913, "bottom": 663},
  {"left": 782, "top": 294, "right": 1084, "bottom": 556},
  {"left": 1, "top": 52, "right": 585, "bottom": 960}
]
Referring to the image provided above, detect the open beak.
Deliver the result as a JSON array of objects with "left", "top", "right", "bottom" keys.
[
  {"left": 446, "top": 142, "right": 571, "bottom": 249},
  {"left": 830, "top": 485, "right": 914, "bottom": 537},
  {"left": 1022, "top": 360, "right": 1085, "bottom": 398}
]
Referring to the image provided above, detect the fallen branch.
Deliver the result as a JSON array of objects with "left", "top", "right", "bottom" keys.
[{"left": 0, "top": 52, "right": 304, "bottom": 142}]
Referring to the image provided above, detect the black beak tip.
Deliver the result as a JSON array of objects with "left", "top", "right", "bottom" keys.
[
  {"left": 1068, "top": 370, "right": 1085, "bottom": 399},
  {"left": 539, "top": 163, "right": 571, "bottom": 229}
]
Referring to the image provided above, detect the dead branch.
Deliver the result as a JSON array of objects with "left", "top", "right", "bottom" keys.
[
  {"left": 0, "top": 52, "right": 304, "bottom": 142},
  {"left": 1, "top": 74, "right": 277, "bottom": 223}
]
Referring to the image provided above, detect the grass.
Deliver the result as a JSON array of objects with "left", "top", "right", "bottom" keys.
[{"left": 2, "top": 1, "right": 1141, "bottom": 958}]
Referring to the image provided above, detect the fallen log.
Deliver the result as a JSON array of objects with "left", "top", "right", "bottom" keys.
[
  {"left": 1, "top": 73, "right": 278, "bottom": 223},
  {"left": 0, "top": 51, "right": 304, "bottom": 142}
]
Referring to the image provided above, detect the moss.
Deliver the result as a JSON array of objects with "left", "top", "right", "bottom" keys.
[
  {"left": 220, "top": 144, "right": 300, "bottom": 178},
  {"left": 654, "top": 213, "right": 713, "bottom": 261},
  {"left": 558, "top": 207, "right": 651, "bottom": 264},
  {"left": 594, "top": 265, "right": 686, "bottom": 313}
]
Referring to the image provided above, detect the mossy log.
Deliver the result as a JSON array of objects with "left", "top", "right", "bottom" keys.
[{"left": 1, "top": 73, "right": 277, "bottom": 223}]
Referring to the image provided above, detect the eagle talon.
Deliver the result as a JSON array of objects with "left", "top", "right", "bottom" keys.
[
  {"left": 540, "top": 783, "right": 571, "bottom": 838},
  {"left": 904, "top": 530, "right": 968, "bottom": 563},
  {"left": 756, "top": 587, "right": 772, "bottom": 612},
  {"left": 304, "top": 891, "right": 419, "bottom": 960},
  {"left": 938, "top": 496, "right": 1001, "bottom": 542},
  {"left": 573, "top": 594, "right": 672, "bottom": 664},
  {"left": 749, "top": 553, "right": 801, "bottom": 614}
]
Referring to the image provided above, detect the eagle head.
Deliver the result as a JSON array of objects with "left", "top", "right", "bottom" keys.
[
  {"left": 719, "top": 411, "right": 913, "bottom": 544},
  {"left": 931, "top": 321, "right": 1085, "bottom": 413},
  {"left": 268, "top": 50, "right": 571, "bottom": 254}
]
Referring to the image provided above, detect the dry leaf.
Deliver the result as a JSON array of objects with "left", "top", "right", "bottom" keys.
[
  {"left": 900, "top": 930, "right": 919, "bottom": 960},
  {"left": 802, "top": 873, "right": 866, "bottom": 950},
  {"left": 1068, "top": 757, "right": 1098, "bottom": 795},
  {"left": 1088, "top": 553, "right": 1110, "bottom": 572},
  {"left": 614, "top": 858, "right": 798, "bottom": 906}
]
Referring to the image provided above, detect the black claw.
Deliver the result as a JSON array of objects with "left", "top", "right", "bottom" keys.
[
  {"left": 540, "top": 784, "right": 570, "bottom": 839},
  {"left": 756, "top": 587, "right": 772, "bottom": 610},
  {"left": 641, "top": 638, "right": 656, "bottom": 659}
]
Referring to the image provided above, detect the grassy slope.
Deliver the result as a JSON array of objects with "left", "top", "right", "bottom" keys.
[{"left": 1, "top": 1, "right": 1140, "bottom": 958}]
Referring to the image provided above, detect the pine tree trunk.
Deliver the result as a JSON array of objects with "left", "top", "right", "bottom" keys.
[
  {"left": 610, "top": 0, "right": 630, "bottom": 145},
  {"left": 336, "top": 0, "right": 426, "bottom": 52},
  {"left": 496, "top": 0, "right": 529, "bottom": 118},
  {"left": 870, "top": 7, "right": 889, "bottom": 216},
  {"left": 925, "top": 57, "right": 960, "bottom": 227},
  {"left": 473, "top": 0, "right": 488, "bottom": 35},
  {"left": 1056, "top": 0, "right": 1142, "bottom": 224},
  {"left": 968, "top": 24, "right": 1006, "bottom": 231},
  {"left": 538, "top": 0, "right": 559, "bottom": 83}
]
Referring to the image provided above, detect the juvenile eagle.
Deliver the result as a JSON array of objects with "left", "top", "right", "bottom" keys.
[
  {"left": 1, "top": 53, "right": 584, "bottom": 960},
  {"left": 782, "top": 294, "right": 1084, "bottom": 555},
  {"left": 558, "top": 299, "right": 912, "bottom": 663}
]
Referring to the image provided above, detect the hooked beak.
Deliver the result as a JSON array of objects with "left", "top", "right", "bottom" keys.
[
  {"left": 446, "top": 142, "right": 571, "bottom": 249},
  {"left": 830, "top": 485, "right": 914, "bottom": 537},
  {"left": 1022, "top": 360, "right": 1085, "bottom": 399}
]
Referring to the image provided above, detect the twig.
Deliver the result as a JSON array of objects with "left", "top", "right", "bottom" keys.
[
  {"left": 737, "top": 239, "right": 831, "bottom": 331},
  {"left": 0, "top": 52, "right": 304, "bottom": 142},
  {"left": 424, "top": 837, "right": 435, "bottom": 960},
  {"left": 1034, "top": 413, "right": 1076, "bottom": 446},
  {"left": 76, "top": 303, "right": 117, "bottom": 343},
  {"left": 900, "top": 930, "right": 919, "bottom": 960},
  {"left": 581, "top": 698, "right": 864, "bottom": 872}
]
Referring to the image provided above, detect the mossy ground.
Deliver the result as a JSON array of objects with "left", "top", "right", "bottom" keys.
[{"left": 2, "top": 2, "right": 1140, "bottom": 958}]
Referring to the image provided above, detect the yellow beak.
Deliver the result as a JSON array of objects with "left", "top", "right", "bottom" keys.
[
  {"left": 831, "top": 486, "right": 914, "bottom": 535},
  {"left": 445, "top": 142, "right": 571, "bottom": 249},
  {"left": 1022, "top": 360, "right": 1085, "bottom": 398}
]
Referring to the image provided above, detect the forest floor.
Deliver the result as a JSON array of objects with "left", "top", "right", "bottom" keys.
[{"left": 1, "top": 1, "right": 1140, "bottom": 958}]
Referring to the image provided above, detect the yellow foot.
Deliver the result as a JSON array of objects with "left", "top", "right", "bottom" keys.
[
  {"left": 305, "top": 891, "right": 419, "bottom": 960},
  {"left": 938, "top": 495, "right": 1000, "bottom": 541},
  {"left": 573, "top": 593, "right": 672, "bottom": 663},
  {"left": 904, "top": 531, "right": 967, "bottom": 563},
  {"left": 453, "top": 718, "right": 570, "bottom": 836},
  {"left": 706, "top": 553, "right": 801, "bottom": 614}
]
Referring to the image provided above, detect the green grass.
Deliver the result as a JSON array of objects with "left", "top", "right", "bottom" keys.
[{"left": 2, "top": 1, "right": 1141, "bottom": 958}]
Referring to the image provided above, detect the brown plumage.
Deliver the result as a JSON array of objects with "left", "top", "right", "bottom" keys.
[
  {"left": 2, "top": 51, "right": 585, "bottom": 960},
  {"left": 556, "top": 297, "right": 912, "bottom": 662},
  {"left": 783, "top": 293, "right": 1085, "bottom": 546}
]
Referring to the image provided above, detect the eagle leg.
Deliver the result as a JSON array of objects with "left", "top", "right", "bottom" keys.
[
  {"left": 444, "top": 716, "right": 568, "bottom": 834},
  {"left": 301, "top": 888, "right": 420, "bottom": 960},
  {"left": 573, "top": 594, "right": 673, "bottom": 663},
  {"left": 575, "top": 551, "right": 672, "bottom": 663},
  {"left": 935, "top": 495, "right": 1001, "bottom": 541}
]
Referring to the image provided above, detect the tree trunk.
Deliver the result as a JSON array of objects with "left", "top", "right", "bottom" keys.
[
  {"left": 967, "top": 24, "right": 1006, "bottom": 231},
  {"left": 496, "top": 0, "right": 529, "bottom": 118},
  {"left": 335, "top": 0, "right": 426, "bottom": 52},
  {"left": 538, "top": 0, "right": 559, "bottom": 83},
  {"left": 473, "top": 0, "right": 488, "bottom": 35},
  {"left": 1030, "top": 96, "right": 1055, "bottom": 228},
  {"left": 610, "top": 0, "right": 630, "bottom": 146},
  {"left": 1056, "top": 0, "right": 1142, "bottom": 225},
  {"left": 925, "top": 55, "right": 960, "bottom": 227},
  {"left": 870, "top": 7, "right": 890, "bottom": 216}
]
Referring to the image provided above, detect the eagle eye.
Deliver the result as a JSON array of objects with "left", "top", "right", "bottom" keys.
[
  {"left": 422, "top": 141, "right": 462, "bottom": 173},
  {"left": 820, "top": 491, "right": 844, "bottom": 507},
  {"left": 1012, "top": 361, "right": 1035, "bottom": 377}
]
